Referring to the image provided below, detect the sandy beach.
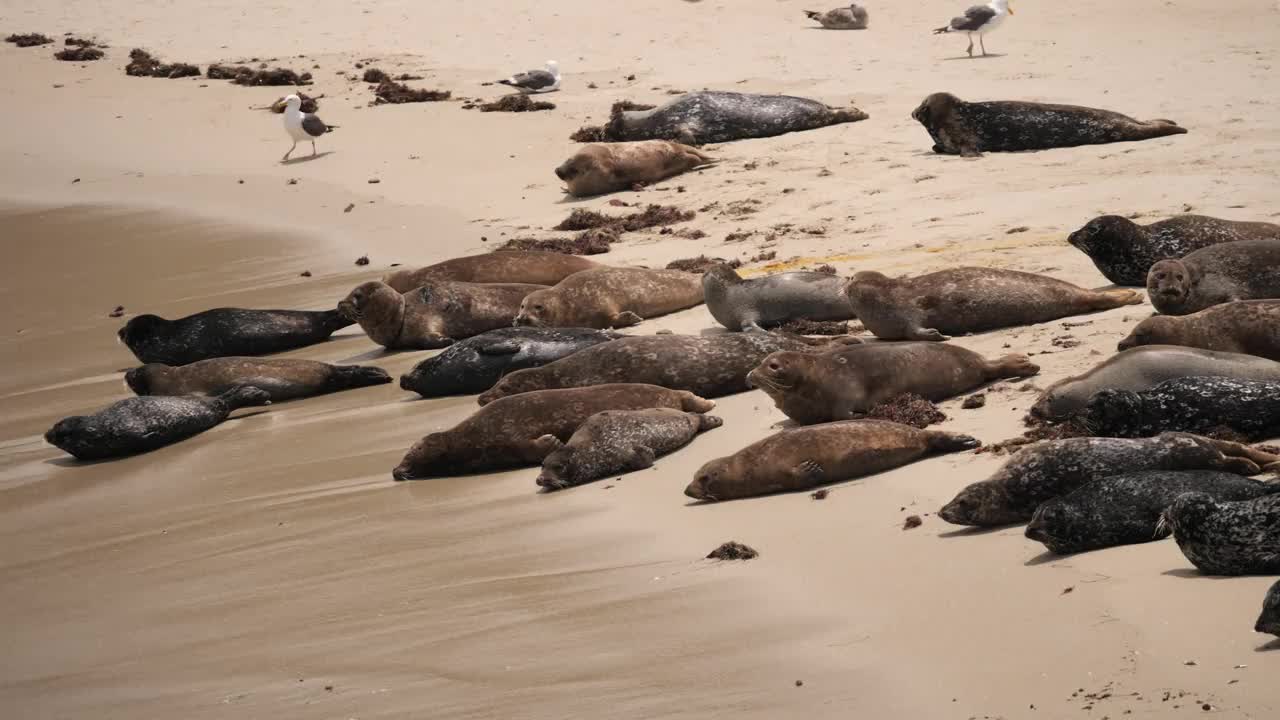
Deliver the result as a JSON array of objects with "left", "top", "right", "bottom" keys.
[{"left": 2, "top": 1, "right": 1278, "bottom": 717}]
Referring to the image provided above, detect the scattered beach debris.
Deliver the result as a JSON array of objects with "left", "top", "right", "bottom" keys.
[
  {"left": 55, "top": 45, "right": 104, "bottom": 61},
  {"left": 706, "top": 541, "right": 758, "bottom": 561},
  {"left": 1007, "top": 226, "right": 1030, "bottom": 234},
  {"left": 750, "top": 250, "right": 778, "bottom": 262},
  {"left": 125, "top": 49, "right": 197, "bottom": 77},
  {"left": 478, "top": 95, "right": 556, "bottom": 112},
  {"left": 665, "top": 256, "right": 740, "bottom": 273},
  {"left": 5, "top": 33, "right": 53, "bottom": 47},
  {"left": 343, "top": 203, "right": 355, "bottom": 213},
  {"left": 299, "top": 270, "right": 311, "bottom": 277},
  {"left": 1062, "top": 586, "right": 1075, "bottom": 595},
  {"left": 866, "top": 394, "right": 947, "bottom": 429},
  {"left": 368, "top": 178, "right": 380, "bottom": 184},
  {"left": 772, "top": 318, "right": 851, "bottom": 336},
  {"left": 361, "top": 67, "right": 389, "bottom": 83},
  {"left": 903, "top": 515, "right": 924, "bottom": 530},
  {"left": 266, "top": 93, "right": 320, "bottom": 113},
  {"left": 962, "top": 393, "right": 987, "bottom": 409},
  {"left": 498, "top": 231, "right": 614, "bottom": 255},
  {"left": 980, "top": 415, "right": 1093, "bottom": 455},
  {"left": 64, "top": 37, "right": 96, "bottom": 48},
  {"left": 355, "top": 255, "right": 370, "bottom": 266},
  {"left": 208, "top": 63, "right": 312, "bottom": 86},
  {"left": 811, "top": 489, "right": 829, "bottom": 501},
  {"left": 373, "top": 80, "right": 450, "bottom": 104},
  {"left": 108, "top": 305, "right": 125, "bottom": 318},
  {"left": 570, "top": 100, "right": 657, "bottom": 141},
  {"left": 812, "top": 264, "right": 837, "bottom": 274}
]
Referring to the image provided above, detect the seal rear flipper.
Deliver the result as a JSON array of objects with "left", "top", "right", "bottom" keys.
[
  {"left": 217, "top": 385, "right": 273, "bottom": 411},
  {"left": 989, "top": 353, "right": 1040, "bottom": 380},
  {"left": 330, "top": 364, "right": 393, "bottom": 390},
  {"left": 927, "top": 431, "right": 981, "bottom": 454},
  {"left": 698, "top": 414, "right": 725, "bottom": 431},
  {"left": 401, "top": 334, "right": 455, "bottom": 350},
  {"left": 678, "top": 392, "right": 716, "bottom": 413},
  {"left": 1096, "top": 289, "right": 1144, "bottom": 308},
  {"left": 610, "top": 311, "right": 643, "bottom": 328}
]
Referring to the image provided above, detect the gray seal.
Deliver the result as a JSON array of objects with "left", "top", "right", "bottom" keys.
[
  {"left": 1117, "top": 300, "right": 1280, "bottom": 361},
  {"left": 1147, "top": 238, "right": 1280, "bottom": 315},
  {"left": 125, "top": 357, "right": 390, "bottom": 401},
  {"left": 702, "top": 263, "right": 855, "bottom": 332},
  {"left": 1258, "top": 580, "right": 1280, "bottom": 638},
  {"left": 1082, "top": 376, "right": 1280, "bottom": 440},
  {"left": 1163, "top": 492, "right": 1280, "bottom": 576},
  {"left": 599, "top": 91, "right": 868, "bottom": 145},
  {"left": 118, "top": 307, "right": 352, "bottom": 366}
]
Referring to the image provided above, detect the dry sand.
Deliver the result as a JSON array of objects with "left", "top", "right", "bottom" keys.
[{"left": 2, "top": 0, "right": 1278, "bottom": 717}]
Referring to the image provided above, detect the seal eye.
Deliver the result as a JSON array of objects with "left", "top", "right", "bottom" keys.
[
  {"left": 534, "top": 304, "right": 545, "bottom": 312},
  {"left": 767, "top": 361, "right": 782, "bottom": 372}
]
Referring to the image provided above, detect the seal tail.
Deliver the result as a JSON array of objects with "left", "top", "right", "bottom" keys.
[
  {"left": 831, "top": 107, "right": 870, "bottom": 123},
  {"left": 927, "top": 431, "right": 981, "bottom": 454},
  {"left": 1095, "top": 288, "right": 1145, "bottom": 309},
  {"left": 329, "top": 364, "right": 393, "bottom": 390},
  {"left": 217, "top": 385, "right": 272, "bottom": 411},
  {"left": 1145, "top": 119, "right": 1188, "bottom": 137},
  {"left": 990, "top": 353, "right": 1040, "bottom": 380}
]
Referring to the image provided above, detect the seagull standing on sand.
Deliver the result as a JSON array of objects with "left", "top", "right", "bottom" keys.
[
  {"left": 281, "top": 94, "right": 336, "bottom": 162},
  {"left": 933, "top": 0, "right": 1014, "bottom": 58},
  {"left": 496, "top": 60, "right": 561, "bottom": 94}
]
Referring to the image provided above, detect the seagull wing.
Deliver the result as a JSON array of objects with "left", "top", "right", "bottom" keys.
[
  {"left": 950, "top": 5, "right": 996, "bottom": 32},
  {"left": 301, "top": 114, "right": 331, "bottom": 137}
]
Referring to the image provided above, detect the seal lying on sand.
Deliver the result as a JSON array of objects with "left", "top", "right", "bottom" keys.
[
  {"left": 685, "top": 419, "right": 978, "bottom": 501},
  {"left": 940, "top": 433, "right": 1278, "bottom": 527},
  {"left": 1118, "top": 300, "right": 1280, "bottom": 361},
  {"left": 399, "top": 327, "right": 623, "bottom": 398},
  {"left": 382, "top": 251, "right": 600, "bottom": 293},
  {"left": 556, "top": 141, "right": 715, "bottom": 197},
  {"left": 513, "top": 267, "right": 704, "bottom": 328},
  {"left": 1083, "top": 376, "right": 1280, "bottom": 440},
  {"left": 1067, "top": 214, "right": 1280, "bottom": 286},
  {"left": 125, "top": 357, "right": 390, "bottom": 401},
  {"left": 846, "top": 268, "right": 1141, "bottom": 341},
  {"left": 392, "top": 384, "right": 714, "bottom": 480},
  {"left": 1025, "top": 470, "right": 1279, "bottom": 555},
  {"left": 1163, "top": 493, "right": 1280, "bottom": 576},
  {"left": 911, "top": 92, "right": 1187, "bottom": 157},
  {"left": 45, "top": 386, "right": 270, "bottom": 460},
  {"left": 599, "top": 91, "right": 868, "bottom": 145},
  {"left": 537, "top": 409, "right": 723, "bottom": 490},
  {"left": 748, "top": 341, "right": 1037, "bottom": 425},
  {"left": 119, "top": 307, "right": 353, "bottom": 365},
  {"left": 1029, "top": 345, "right": 1280, "bottom": 420},
  {"left": 703, "top": 263, "right": 855, "bottom": 332},
  {"left": 1146, "top": 238, "right": 1280, "bottom": 315},
  {"left": 1258, "top": 580, "right": 1280, "bottom": 638},
  {"left": 804, "top": 5, "right": 868, "bottom": 29},
  {"left": 339, "top": 280, "right": 545, "bottom": 349}
]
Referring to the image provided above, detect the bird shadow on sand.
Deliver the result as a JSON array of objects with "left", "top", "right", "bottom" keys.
[
  {"left": 942, "top": 53, "right": 1006, "bottom": 61},
  {"left": 280, "top": 151, "right": 335, "bottom": 166}
]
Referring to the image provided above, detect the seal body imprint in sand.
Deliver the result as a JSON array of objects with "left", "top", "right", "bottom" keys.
[
  {"left": 1257, "top": 580, "right": 1280, "bottom": 637},
  {"left": 685, "top": 419, "right": 979, "bottom": 501},
  {"left": 1146, "top": 238, "right": 1280, "bottom": 315},
  {"left": 911, "top": 92, "right": 1186, "bottom": 157},
  {"left": 940, "top": 433, "right": 1278, "bottom": 527},
  {"left": 702, "top": 264, "right": 855, "bottom": 332},
  {"left": 513, "top": 267, "right": 704, "bottom": 329},
  {"left": 339, "top": 280, "right": 546, "bottom": 349},
  {"left": 392, "top": 383, "right": 715, "bottom": 480},
  {"left": 1118, "top": 300, "right": 1280, "bottom": 361},
  {"left": 1082, "top": 376, "right": 1280, "bottom": 439},
  {"left": 381, "top": 251, "right": 600, "bottom": 293},
  {"left": 845, "top": 267, "right": 1141, "bottom": 341},
  {"left": 125, "top": 357, "right": 390, "bottom": 401},
  {"left": 556, "top": 141, "right": 715, "bottom": 197},
  {"left": 602, "top": 91, "right": 868, "bottom": 145},
  {"left": 1164, "top": 493, "right": 1280, "bottom": 576},
  {"left": 118, "top": 307, "right": 353, "bottom": 365}
]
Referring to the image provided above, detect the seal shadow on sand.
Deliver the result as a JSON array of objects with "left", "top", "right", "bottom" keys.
[
  {"left": 938, "top": 522, "right": 1024, "bottom": 539},
  {"left": 280, "top": 151, "right": 335, "bottom": 165},
  {"left": 1258, "top": 638, "right": 1280, "bottom": 652},
  {"left": 1160, "top": 567, "right": 1239, "bottom": 581}
]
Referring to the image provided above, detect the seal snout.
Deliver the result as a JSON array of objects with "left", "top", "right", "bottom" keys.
[
  {"left": 391, "top": 465, "right": 414, "bottom": 481},
  {"left": 398, "top": 374, "right": 413, "bottom": 391}
]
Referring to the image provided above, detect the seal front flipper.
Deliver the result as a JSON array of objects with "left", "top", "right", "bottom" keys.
[
  {"left": 475, "top": 338, "right": 523, "bottom": 355},
  {"left": 908, "top": 327, "right": 950, "bottom": 341},
  {"left": 1211, "top": 456, "right": 1263, "bottom": 475},
  {"left": 401, "top": 334, "right": 455, "bottom": 350},
  {"left": 792, "top": 459, "right": 825, "bottom": 483},
  {"left": 623, "top": 445, "right": 658, "bottom": 471},
  {"left": 610, "top": 311, "right": 644, "bottom": 328},
  {"left": 319, "top": 308, "right": 356, "bottom": 333},
  {"left": 926, "top": 431, "right": 981, "bottom": 453}
]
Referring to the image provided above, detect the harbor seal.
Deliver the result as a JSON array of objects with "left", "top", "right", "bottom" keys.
[
  {"left": 1025, "top": 470, "right": 1279, "bottom": 555},
  {"left": 1163, "top": 492, "right": 1280, "bottom": 576},
  {"left": 536, "top": 409, "right": 724, "bottom": 490},
  {"left": 804, "top": 5, "right": 868, "bottom": 29},
  {"left": 1067, "top": 214, "right": 1280, "bottom": 286},
  {"left": 599, "top": 91, "right": 868, "bottom": 145},
  {"left": 44, "top": 386, "right": 271, "bottom": 461},
  {"left": 912, "top": 92, "right": 1187, "bottom": 157},
  {"left": 685, "top": 419, "right": 979, "bottom": 501},
  {"left": 845, "top": 267, "right": 1141, "bottom": 341},
  {"left": 513, "top": 267, "right": 704, "bottom": 329},
  {"left": 703, "top": 263, "right": 856, "bottom": 332},
  {"left": 1258, "top": 580, "right": 1280, "bottom": 638},
  {"left": 118, "top": 307, "right": 353, "bottom": 365},
  {"left": 1029, "top": 345, "right": 1280, "bottom": 420},
  {"left": 338, "top": 280, "right": 546, "bottom": 350},
  {"left": 940, "top": 433, "right": 1279, "bottom": 527},
  {"left": 556, "top": 141, "right": 715, "bottom": 197},
  {"left": 399, "top": 327, "right": 624, "bottom": 398},
  {"left": 748, "top": 341, "right": 1038, "bottom": 425},
  {"left": 391, "top": 383, "right": 715, "bottom": 480},
  {"left": 1146, "top": 238, "right": 1280, "bottom": 315},
  {"left": 1117, "top": 300, "right": 1280, "bottom": 361},
  {"left": 382, "top": 251, "right": 600, "bottom": 293},
  {"left": 1083, "top": 376, "right": 1280, "bottom": 439},
  {"left": 125, "top": 357, "right": 390, "bottom": 401}
]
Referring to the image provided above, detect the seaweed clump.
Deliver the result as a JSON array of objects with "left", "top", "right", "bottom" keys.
[
  {"left": 125, "top": 49, "right": 197, "bottom": 77},
  {"left": 55, "top": 46, "right": 104, "bottom": 61},
  {"left": 666, "top": 256, "right": 741, "bottom": 274},
  {"left": 268, "top": 93, "right": 319, "bottom": 113},
  {"left": 570, "top": 100, "right": 657, "bottom": 142},
  {"left": 978, "top": 415, "right": 1093, "bottom": 456},
  {"left": 374, "top": 80, "right": 450, "bottom": 104},
  {"left": 865, "top": 394, "right": 947, "bottom": 429},
  {"left": 498, "top": 228, "right": 617, "bottom": 256},
  {"left": 706, "top": 542, "right": 758, "bottom": 561},
  {"left": 480, "top": 95, "right": 555, "bottom": 112},
  {"left": 772, "top": 318, "right": 851, "bottom": 336},
  {"left": 5, "top": 33, "right": 53, "bottom": 47},
  {"left": 554, "top": 204, "right": 693, "bottom": 233},
  {"left": 208, "top": 63, "right": 312, "bottom": 86}
]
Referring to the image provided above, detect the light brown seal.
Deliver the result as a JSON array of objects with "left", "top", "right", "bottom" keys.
[
  {"left": 382, "top": 251, "right": 601, "bottom": 293},
  {"left": 125, "top": 357, "right": 391, "bottom": 401},
  {"left": 555, "top": 141, "right": 715, "bottom": 197},
  {"left": 513, "top": 267, "right": 704, "bottom": 329},
  {"left": 1146, "top": 238, "right": 1280, "bottom": 315},
  {"left": 1117, "top": 300, "right": 1280, "bottom": 361},
  {"left": 339, "top": 280, "right": 546, "bottom": 349}
]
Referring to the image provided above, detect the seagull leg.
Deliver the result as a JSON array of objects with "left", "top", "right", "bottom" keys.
[
  {"left": 966, "top": 33, "right": 974, "bottom": 58},
  {"left": 282, "top": 141, "right": 295, "bottom": 162},
  {"left": 980, "top": 35, "right": 988, "bottom": 56},
  {"left": 311, "top": 140, "right": 317, "bottom": 156}
]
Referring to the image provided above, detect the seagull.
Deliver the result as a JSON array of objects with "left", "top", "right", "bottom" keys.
[
  {"left": 804, "top": 5, "right": 869, "bottom": 30},
  {"left": 933, "top": 0, "right": 1013, "bottom": 58},
  {"left": 281, "top": 94, "right": 336, "bottom": 162},
  {"left": 496, "top": 60, "right": 561, "bottom": 94}
]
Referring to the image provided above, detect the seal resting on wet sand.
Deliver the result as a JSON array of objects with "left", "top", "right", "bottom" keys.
[
  {"left": 1146, "top": 238, "right": 1280, "bottom": 315},
  {"left": 685, "top": 419, "right": 979, "bottom": 501},
  {"left": 1258, "top": 580, "right": 1280, "bottom": 638},
  {"left": 1163, "top": 492, "right": 1280, "bottom": 576},
  {"left": 537, "top": 408, "right": 724, "bottom": 490},
  {"left": 845, "top": 267, "right": 1141, "bottom": 341},
  {"left": 703, "top": 263, "right": 856, "bottom": 332},
  {"left": 1083, "top": 376, "right": 1280, "bottom": 439},
  {"left": 556, "top": 141, "right": 715, "bottom": 197},
  {"left": 125, "top": 357, "right": 390, "bottom": 401},
  {"left": 1117, "top": 300, "right": 1280, "bottom": 361},
  {"left": 599, "top": 90, "right": 868, "bottom": 145},
  {"left": 118, "top": 307, "right": 353, "bottom": 366},
  {"left": 339, "top": 280, "right": 546, "bottom": 350},
  {"left": 391, "top": 383, "right": 715, "bottom": 480},
  {"left": 513, "top": 267, "right": 704, "bottom": 329},
  {"left": 381, "top": 251, "right": 601, "bottom": 293},
  {"left": 911, "top": 92, "right": 1187, "bottom": 157}
]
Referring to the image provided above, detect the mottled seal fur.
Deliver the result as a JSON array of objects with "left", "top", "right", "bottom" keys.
[
  {"left": 1118, "top": 300, "right": 1280, "bottom": 361},
  {"left": 1258, "top": 580, "right": 1280, "bottom": 637},
  {"left": 601, "top": 90, "right": 868, "bottom": 145},
  {"left": 44, "top": 386, "right": 271, "bottom": 460},
  {"left": 685, "top": 419, "right": 979, "bottom": 501},
  {"left": 513, "top": 267, "right": 704, "bottom": 329},
  {"left": 118, "top": 307, "right": 353, "bottom": 366},
  {"left": 940, "top": 433, "right": 1278, "bottom": 527},
  {"left": 382, "top": 251, "right": 600, "bottom": 293},
  {"left": 804, "top": 5, "right": 868, "bottom": 29},
  {"left": 125, "top": 357, "right": 390, "bottom": 401},
  {"left": 1163, "top": 492, "right": 1280, "bottom": 576},
  {"left": 1068, "top": 214, "right": 1280, "bottom": 286},
  {"left": 703, "top": 263, "right": 855, "bottom": 332},
  {"left": 1083, "top": 376, "right": 1280, "bottom": 439},
  {"left": 1030, "top": 345, "right": 1280, "bottom": 420},
  {"left": 399, "top": 327, "right": 623, "bottom": 398},
  {"left": 391, "top": 383, "right": 715, "bottom": 480},
  {"left": 748, "top": 341, "right": 1038, "bottom": 425},
  {"left": 1025, "top": 470, "right": 1279, "bottom": 555},
  {"left": 536, "top": 409, "right": 724, "bottom": 490},
  {"left": 339, "top": 280, "right": 546, "bottom": 349},
  {"left": 911, "top": 92, "right": 1186, "bottom": 157},
  {"left": 846, "top": 268, "right": 1141, "bottom": 341},
  {"left": 1146, "top": 238, "right": 1280, "bottom": 315},
  {"left": 556, "top": 141, "right": 715, "bottom": 197}
]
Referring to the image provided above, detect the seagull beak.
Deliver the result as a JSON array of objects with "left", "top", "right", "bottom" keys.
[{"left": 1007, "top": 6, "right": 1014, "bottom": 14}]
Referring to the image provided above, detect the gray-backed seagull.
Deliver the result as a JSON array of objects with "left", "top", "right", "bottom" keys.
[
  {"left": 282, "top": 94, "right": 336, "bottom": 162},
  {"left": 933, "top": 0, "right": 1013, "bottom": 58},
  {"left": 497, "top": 60, "right": 561, "bottom": 94}
]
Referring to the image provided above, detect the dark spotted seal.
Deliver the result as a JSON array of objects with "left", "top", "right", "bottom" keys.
[
  {"left": 1163, "top": 492, "right": 1280, "bottom": 576},
  {"left": 598, "top": 91, "right": 868, "bottom": 145},
  {"left": 44, "top": 386, "right": 271, "bottom": 461},
  {"left": 513, "top": 267, "right": 704, "bottom": 329},
  {"left": 536, "top": 408, "right": 724, "bottom": 490},
  {"left": 1147, "top": 238, "right": 1280, "bottom": 315},
  {"left": 382, "top": 251, "right": 601, "bottom": 293},
  {"left": 940, "top": 433, "right": 1278, "bottom": 527},
  {"left": 391, "top": 383, "right": 715, "bottom": 480},
  {"left": 1025, "top": 470, "right": 1279, "bottom": 555},
  {"left": 399, "top": 327, "right": 624, "bottom": 398},
  {"left": 556, "top": 141, "right": 715, "bottom": 197},
  {"left": 1067, "top": 214, "right": 1280, "bottom": 286},
  {"left": 702, "top": 263, "right": 855, "bottom": 332},
  {"left": 748, "top": 341, "right": 1038, "bottom": 425},
  {"left": 846, "top": 268, "right": 1141, "bottom": 341},
  {"left": 1083, "top": 376, "right": 1280, "bottom": 439},
  {"left": 1118, "top": 300, "right": 1280, "bottom": 361},
  {"left": 685, "top": 419, "right": 978, "bottom": 502},
  {"left": 125, "top": 357, "right": 390, "bottom": 401},
  {"left": 911, "top": 92, "right": 1187, "bottom": 157},
  {"left": 1258, "top": 580, "right": 1280, "bottom": 638},
  {"left": 339, "top": 280, "right": 546, "bottom": 350},
  {"left": 118, "top": 307, "right": 353, "bottom": 365}
]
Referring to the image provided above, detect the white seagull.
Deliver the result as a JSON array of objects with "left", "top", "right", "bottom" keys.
[
  {"left": 496, "top": 60, "right": 561, "bottom": 94},
  {"left": 933, "top": 0, "right": 1014, "bottom": 58},
  {"left": 281, "top": 94, "right": 337, "bottom": 162}
]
